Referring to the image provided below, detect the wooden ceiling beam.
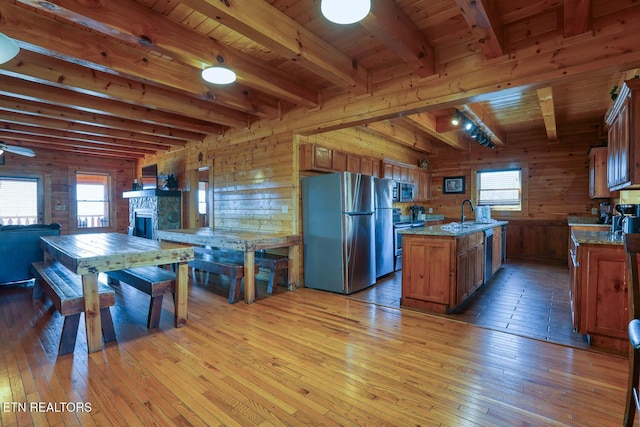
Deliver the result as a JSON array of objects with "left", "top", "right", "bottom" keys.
[
  {"left": 454, "top": 0, "right": 504, "bottom": 59},
  {"left": 2, "top": 50, "right": 252, "bottom": 130},
  {"left": 0, "top": 133, "right": 151, "bottom": 158},
  {"left": 404, "top": 112, "right": 468, "bottom": 151},
  {"left": 0, "top": 2, "right": 271, "bottom": 122},
  {"left": 363, "top": 120, "right": 436, "bottom": 155},
  {"left": 0, "top": 97, "right": 203, "bottom": 142},
  {"left": 0, "top": 120, "right": 177, "bottom": 153},
  {"left": 180, "top": 0, "right": 369, "bottom": 94},
  {"left": 0, "top": 125, "right": 161, "bottom": 155},
  {"left": 536, "top": 87, "right": 558, "bottom": 141},
  {"left": 16, "top": 0, "right": 319, "bottom": 109},
  {"left": 361, "top": 0, "right": 435, "bottom": 78},
  {"left": 0, "top": 75, "right": 223, "bottom": 135},
  {"left": 564, "top": 0, "right": 592, "bottom": 37}
]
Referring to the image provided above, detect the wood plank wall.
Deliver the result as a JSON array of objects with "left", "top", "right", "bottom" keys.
[
  {"left": 0, "top": 151, "right": 135, "bottom": 234},
  {"left": 428, "top": 126, "right": 604, "bottom": 262},
  {"left": 144, "top": 123, "right": 602, "bottom": 270}
]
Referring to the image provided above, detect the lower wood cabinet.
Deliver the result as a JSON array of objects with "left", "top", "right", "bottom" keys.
[
  {"left": 572, "top": 237, "right": 629, "bottom": 352},
  {"left": 402, "top": 232, "right": 484, "bottom": 313}
]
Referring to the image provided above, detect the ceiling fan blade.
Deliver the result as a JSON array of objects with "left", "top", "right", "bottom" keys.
[{"left": 0, "top": 144, "right": 36, "bottom": 157}]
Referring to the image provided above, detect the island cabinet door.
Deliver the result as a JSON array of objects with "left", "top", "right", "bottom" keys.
[
  {"left": 583, "top": 246, "right": 628, "bottom": 341},
  {"left": 402, "top": 237, "right": 454, "bottom": 307}
]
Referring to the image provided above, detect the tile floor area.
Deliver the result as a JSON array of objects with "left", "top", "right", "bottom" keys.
[{"left": 348, "top": 259, "right": 592, "bottom": 350}]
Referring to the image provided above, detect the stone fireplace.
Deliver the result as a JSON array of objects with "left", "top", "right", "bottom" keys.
[{"left": 123, "top": 189, "right": 181, "bottom": 240}]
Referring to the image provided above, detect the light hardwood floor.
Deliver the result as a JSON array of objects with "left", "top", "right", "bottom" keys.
[{"left": 0, "top": 271, "right": 629, "bottom": 426}]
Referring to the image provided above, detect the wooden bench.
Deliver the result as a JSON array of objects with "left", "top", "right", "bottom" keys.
[
  {"left": 103, "top": 266, "right": 175, "bottom": 329},
  {"left": 31, "top": 261, "right": 116, "bottom": 355},
  {"left": 194, "top": 246, "right": 288, "bottom": 293},
  {"left": 189, "top": 247, "right": 259, "bottom": 304}
]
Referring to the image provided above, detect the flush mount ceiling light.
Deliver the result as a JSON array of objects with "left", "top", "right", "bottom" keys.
[
  {"left": 201, "top": 66, "right": 236, "bottom": 85},
  {"left": 0, "top": 32, "right": 19, "bottom": 64},
  {"left": 321, "top": 0, "right": 371, "bottom": 24}
]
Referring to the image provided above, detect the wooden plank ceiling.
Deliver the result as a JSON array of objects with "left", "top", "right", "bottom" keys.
[{"left": 0, "top": 0, "right": 637, "bottom": 159}]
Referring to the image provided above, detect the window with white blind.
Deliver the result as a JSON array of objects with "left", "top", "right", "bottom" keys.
[
  {"left": 0, "top": 177, "right": 39, "bottom": 225},
  {"left": 476, "top": 169, "right": 522, "bottom": 210}
]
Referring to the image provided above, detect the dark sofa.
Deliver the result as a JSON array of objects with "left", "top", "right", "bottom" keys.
[{"left": 0, "top": 223, "right": 62, "bottom": 285}]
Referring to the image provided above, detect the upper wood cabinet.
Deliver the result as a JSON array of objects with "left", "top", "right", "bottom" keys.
[
  {"left": 300, "top": 144, "right": 332, "bottom": 171},
  {"left": 332, "top": 150, "right": 347, "bottom": 171},
  {"left": 606, "top": 79, "right": 640, "bottom": 191},
  {"left": 300, "top": 144, "right": 379, "bottom": 176},
  {"left": 416, "top": 170, "right": 432, "bottom": 202},
  {"left": 588, "top": 147, "right": 611, "bottom": 198}
]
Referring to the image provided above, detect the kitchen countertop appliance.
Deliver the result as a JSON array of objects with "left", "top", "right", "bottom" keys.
[
  {"left": 392, "top": 208, "right": 425, "bottom": 271},
  {"left": 613, "top": 204, "right": 640, "bottom": 233},
  {"left": 598, "top": 201, "right": 611, "bottom": 225},
  {"left": 373, "top": 177, "right": 395, "bottom": 278},
  {"left": 302, "top": 172, "right": 376, "bottom": 294}
]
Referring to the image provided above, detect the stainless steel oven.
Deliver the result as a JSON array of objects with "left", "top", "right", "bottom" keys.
[
  {"left": 393, "top": 222, "right": 412, "bottom": 271},
  {"left": 393, "top": 220, "right": 425, "bottom": 271}
]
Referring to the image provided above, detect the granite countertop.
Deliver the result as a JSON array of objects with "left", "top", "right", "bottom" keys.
[
  {"left": 567, "top": 215, "right": 599, "bottom": 225},
  {"left": 398, "top": 220, "right": 508, "bottom": 237},
  {"left": 571, "top": 230, "right": 624, "bottom": 246},
  {"left": 568, "top": 215, "right": 611, "bottom": 228}
]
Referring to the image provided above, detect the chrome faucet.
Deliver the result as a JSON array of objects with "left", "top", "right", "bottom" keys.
[{"left": 461, "top": 199, "right": 474, "bottom": 224}]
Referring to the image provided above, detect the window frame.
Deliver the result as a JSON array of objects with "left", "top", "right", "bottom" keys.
[
  {"left": 69, "top": 168, "right": 117, "bottom": 233},
  {"left": 0, "top": 173, "right": 46, "bottom": 224},
  {"left": 471, "top": 163, "right": 529, "bottom": 218}
]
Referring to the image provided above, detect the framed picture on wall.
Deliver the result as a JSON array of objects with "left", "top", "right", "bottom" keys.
[{"left": 443, "top": 176, "right": 465, "bottom": 194}]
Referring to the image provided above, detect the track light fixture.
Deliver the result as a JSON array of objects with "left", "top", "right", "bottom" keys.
[
  {"left": 451, "top": 110, "right": 462, "bottom": 126},
  {"left": 450, "top": 110, "right": 495, "bottom": 149}
]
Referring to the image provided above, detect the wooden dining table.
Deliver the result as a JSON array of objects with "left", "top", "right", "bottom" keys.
[
  {"left": 156, "top": 228, "right": 301, "bottom": 304},
  {"left": 39, "top": 232, "right": 194, "bottom": 353}
]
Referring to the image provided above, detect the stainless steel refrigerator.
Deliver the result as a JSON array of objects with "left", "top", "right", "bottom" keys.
[
  {"left": 374, "top": 177, "right": 394, "bottom": 278},
  {"left": 302, "top": 172, "right": 375, "bottom": 294}
]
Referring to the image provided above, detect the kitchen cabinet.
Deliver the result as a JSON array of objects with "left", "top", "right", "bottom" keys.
[
  {"left": 346, "top": 154, "right": 360, "bottom": 173},
  {"left": 571, "top": 232, "right": 629, "bottom": 352},
  {"left": 605, "top": 79, "right": 640, "bottom": 191},
  {"left": 300, "top": 144, "right": 380, "bottom": 176},
  {"left": 300, "top": 144, "right": 332, "bottom": 171},
  {"left": 588, "top": 147, "right": 611, "bottom": 198},
  {"left": 416, "top": 170, "right": 432, "bottom": 201},
  {"left": 332, "top": 150, "right": 347, "bottom": 171},
  {"left": 455, "top": 232, "right": 485, "bottom": 305},
  {"left": 360, "top": 157, "right": 379, "bottom": 177},
  {"left": 492, "top": 225, "right": 502, "bottom": 275},
  {"left": 402, "top": 231, "right": 484, "bottom": 313}
]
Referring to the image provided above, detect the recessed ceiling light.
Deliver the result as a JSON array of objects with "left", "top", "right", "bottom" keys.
[
  {"left": 321, "top": 0, "right": 371, "bottom": 25},
  {"left": 0, "top": 32, "right": 19, "bottom": 64},
  {"left": 201, "top": 66, "right": 236, "bottom": 85}
]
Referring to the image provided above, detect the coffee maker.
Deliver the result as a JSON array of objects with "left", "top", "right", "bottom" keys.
[
  {"left": 598, "top": 201, "right": 611, "bottom": 225},
  {"left": 613, "top": 204, "right": 640, "bottom": 233}
]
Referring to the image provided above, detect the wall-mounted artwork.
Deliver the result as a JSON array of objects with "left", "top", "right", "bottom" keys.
[{"left": 443, "top": 176, "right": 465, "bottom": 194}]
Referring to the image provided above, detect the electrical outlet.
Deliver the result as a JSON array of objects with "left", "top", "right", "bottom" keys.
[
  {"left": 428, "top": 207, "right": 433, "bottom": 213},
  {"left": 591, "top": 208, "right": 598, "bottom": 215},
  {"left": 55, "top": 204, "right": 66, "bottom": 211},
  {"left": 282, "top": 205, "right": 288, "bottom": 213}
]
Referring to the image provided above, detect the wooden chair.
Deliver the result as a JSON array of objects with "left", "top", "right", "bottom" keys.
[{"left": 624, "top": 233, "right": 640, "bottom": 426}]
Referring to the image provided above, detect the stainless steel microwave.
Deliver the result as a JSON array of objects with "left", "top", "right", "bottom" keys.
[{"left": 398, "top": 182, "right": 414, "bottom": 202}]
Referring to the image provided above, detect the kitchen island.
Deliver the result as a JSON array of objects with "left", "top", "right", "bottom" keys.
[
  {"left": 569, "top": 229, "right": 628, "bottom": 352},
  {"left": 399, "top": 221, "right": 508, "bottom": 314}
]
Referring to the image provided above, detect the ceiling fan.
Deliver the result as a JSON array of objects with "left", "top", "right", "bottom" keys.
[{"left": 0, "top": 141, "right": 36, "bottom": 157}]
